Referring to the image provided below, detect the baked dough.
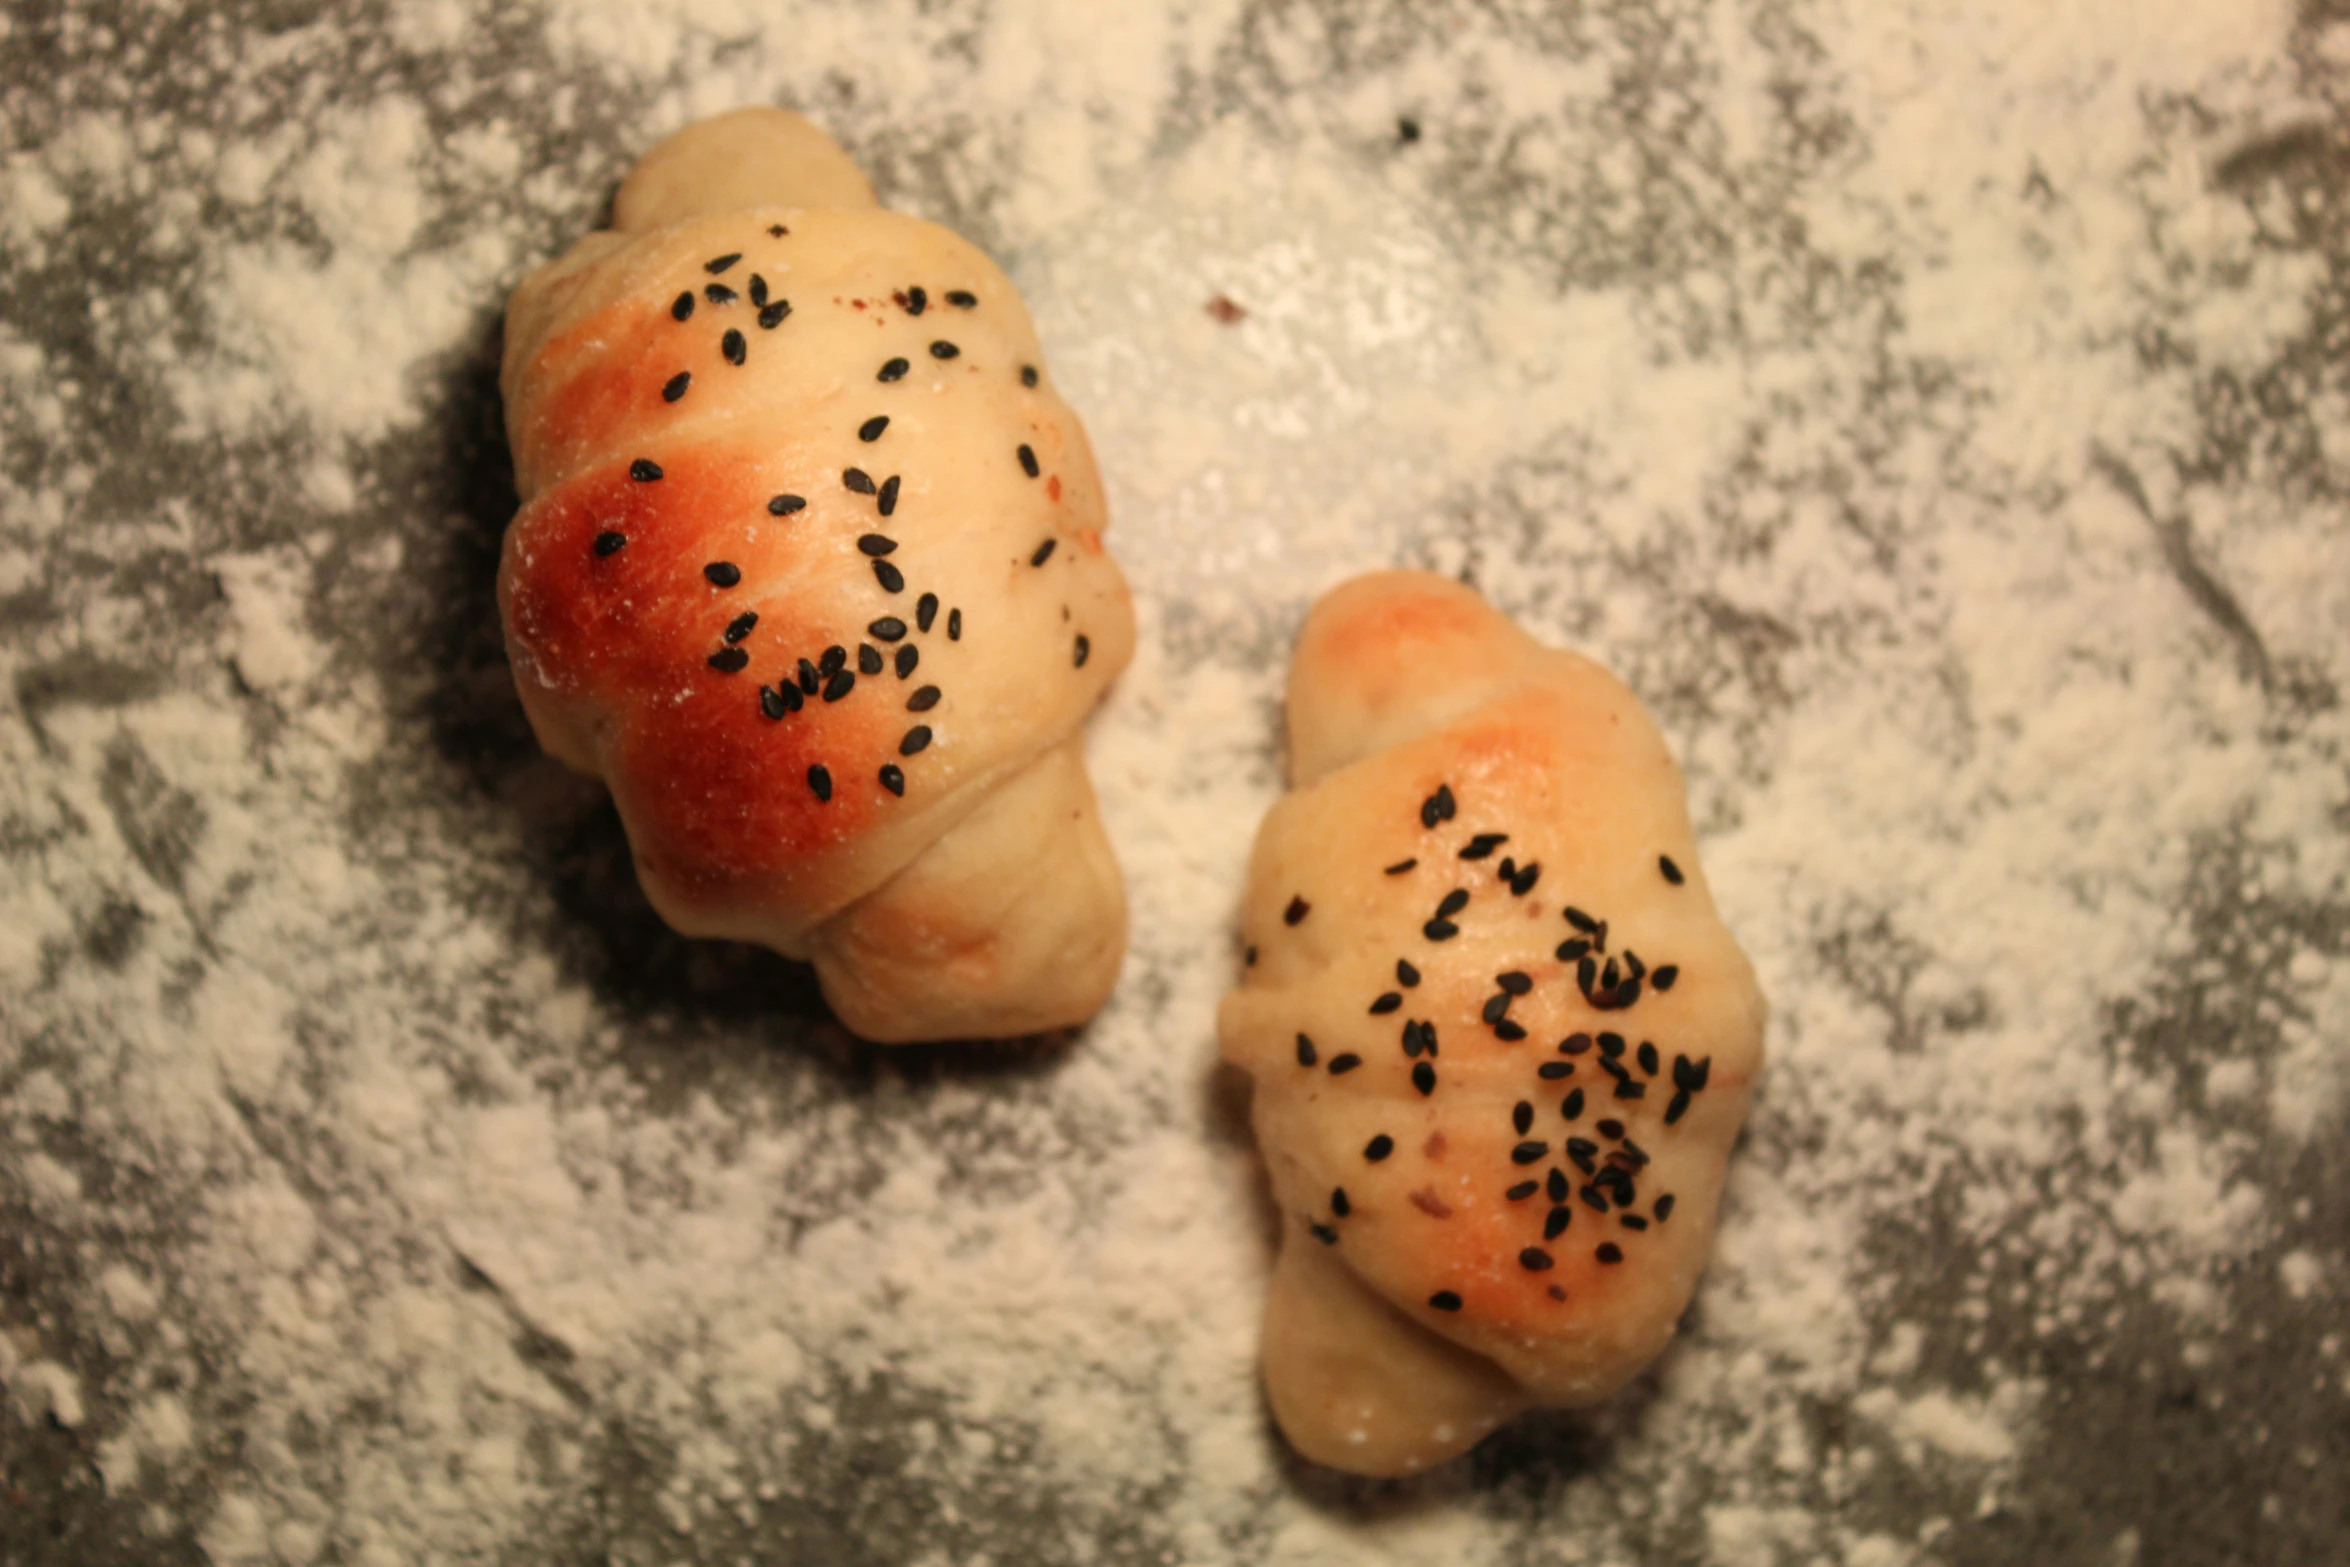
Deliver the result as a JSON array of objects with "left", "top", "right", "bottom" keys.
[
  {"left": 498, "top": 109, "right": 1134, "bottom": 1041},
  {"left": 1219, "top": 571, "right": 1766, "bottom": 1474}
]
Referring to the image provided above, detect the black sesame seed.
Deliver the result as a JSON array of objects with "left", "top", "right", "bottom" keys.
[
  {"left": 1021, "top": 364, "right": 1039, "bottom": 387},
  {"left": 722, "top": 328, "right": 747, "bottom": 364},
  {"left": 1512, "top": 1101, "right": 1534, "bottom": 1135},
  {"left": 630, "top": 458, "right": 663, "bottom": 482},
  {"left": 1563, "top": 906, "right": 1597, "bottom": 933},
  {"left": 705, "top": 253, "right": 741, "bottom": 274},
  {"left": 758, "top": 686, "right": 790, "bottom": 720},
  {"left": 860, "top": 415, "right": 890, "bottom": 442},
  {"left": 749, "top": 274, "right": 768, "bottom": 306},
  {"left": 807, "top": 765, "right": 833, "bottom": 802},
  {"left": 1396, "top": 959, "right": 1419, "bottom": 986},
  {"left": 1600, "top": 958, "right": 1621, "bottom": 992},
  {"left": 1459, "top": 833, "right": 1507, "bottom": 860},
  {"left": 1653, "top": 965, "right": 1680, "bottom": 991},
  {"left": 1296, "top": 1034, "right": 1318, "bottom": 1067},
  {"left": 593, "top": 531, "right": 626, "bottom": 557},
  {"left": 1561, "top": 1033, "right": 1593, "bottom": 1055},
  {"left": 1547, "top": 1168, "right": 1570, "bottom": 1202},
  {"left": 1370, "top": 993, "right": 1403, "bottom": 1015},
  {"left": 1418, "top": 786, "right": 1452, "bottom": 828},
  {"left": 1436, "top": 889, "right": 1469, "bottom": 918},
  {"left": 704, "top": 561, "right": 741, "bottom": 588},
  {"left": 878, "top": 357, "right": 910, "bottom": 382},
  {"left": 1621, "top": 1214, "right": 1650, "bottom": 1231},
  {"left": 1620, "top": 1138, "right": 1649, "bottom": 1166},
  {"left": 1412, "top": 1061, "right": 1436, "bottom": 1096},
  {"left": 844, "top": 468, "right": 876, "bottom": 495},
  {"left": 1538, "top": 1062, "right": 1573, "bottom": 1080},
  {"left": 1638, "top": 1041, "right": 1660, "bottom": 1075},
  {"left": 1481, "top": 994, "right": 1510, "bottom": 1026},
  {"left": 946, "top": 290, "right": 978, "bottom": 308},
  {"left": 900, "top": 726, "right": 932, "bottom": 756},
  {"left": 1519, "top": 1247, "right": 1554, "bottom": 1272},
  {"left": 1422, "top": 919, "right": 1459, "bottom": 941},
  {"left": 672, "top": 292, "right": 695, "bottom": 321},
  {"left": 1329, "top": 1053, "right": 1362, "bottom": 1076},
  {"left": 916, "top": 593, "right": 939, "bottom": 633},
  {"left": 858, "top": 644, "right": 883, "bottom": 675},
  {"left": 1400, "top": 1021, "right": 1426, "bottom": 1058},
  {"left": 1561, "top": 1088, "right": 1586, "bottom": 1119},
  {"left": 895, "top": 645, "right": 919, "bottom": 679},
  {"left": 1384, "top": 859, "right": 1417, "bottom": 875},
  {"left": 904, "top": 287, "right": 928, "bottom": 315},
  {"left": 1510, "top": 1141, "right": 1548, "bottom": 1165},
  {"left": 1596, "top": 1118, "right": 1625, "bottom": 1139},
  {"left": 1655, "top": 1194, "right": 1677, "bottom": 1222},
  {"left": 1659, "top": 854, "right": 1685, "bottom": 885},
  {"left": 930, "top": 340, "right": 959, "bottom": 359},
  {"left": 1581, "top": 1186, "right": 1610, "bottom": 1213},
  {"left": 724, "top": 611, "right": 758, "bottom": 643},
  {"left": 1510, "top": 862, "right": 1541, "bottom": 896},
  {"left": 1310, "top": 1222, "right": 1338, "bottom": 1246},
  {"left": 707, "top": 283, "right": 737, "bottom": 306},
  {"left": 1599, "top": 1032, "right": 1625, "bottom": 1058},
  {"left": 1623, "top": 951, "right": 1647, "bottom": 982},
  {"left": 798, "top": 658, "right": 820, "bottom": 693},
  {"left": 1578, "top": 956, "right": 1597, "bottom": 991},
  {"left": 1284, "top": 896, "right": 1310, "bottom": 926},
  {"left": 769, "top": 494, "right": 806, "bottom": 515},
  {"left": 1499, "top": 857, "right": 1516, "bottom": 881},
  {"left": 859, "top": 534, "right": 897, "bottom": 557},
  {"left": 1610, "top": 977, "right": 1644, "bottom": 1009},
  {"left": 1429, "top": 1291, "right": 1462, "bottom": 1313},
  {"left": 1664, "top": 1090, "right": 1691, "bottom": 1126},
  {"left": 907, "top": 685, "right": 941, "bottom": 712},
  {"left": 873, "top": 560, "right": 905, "bottom": 593},
  {"left": 877, "top": 476, "right": 900, "bottom": 516},
  {"left": 1497, "top": 971, "right": 1532, "bottom": 996},
  {"left": 823, "top": 668, "right": 855, "bottom": 702},
  {"left": 707, "top": 647, "right": 749, "bottom": 673},
  {"left": 1545, "top": 1206, "right": 1572, "bottom": 1240},
  {"left": 880, "top": 764, "right": 905, "bottom": 797},
  {"left": 820, "top": 644, "right": 846, "bottom": 676},
  {"left": 1596, "top": 1243, "right": 1623, "bottom": 1265},
  {"left": 947, "top": 608, "right": 962, "bottom": 640},
  {"left": 1017, "top": 444, "right": 1039, "bottom": 478},
  {"left": 1364, "top": 1134, "right": 1393, "bottom": 1162},
  {"left": 1495, "top": 1020, "right": 1527, "bottom": 1042},
  {"left": 663, "top": 371, "right": 691, "bottom": 402},
  {"left": 758, "top": 301, "right": 791, "bottom": 329},
  {"left": 1556, "top": 938, "right": 1591, "bottom": 962},
  {"left": 1507, "top": 1180, "right": 1539, "bottom": 1202},
  {"left": 1031, "top": 538, "right": 1057, "bottom": 567},
  {"left": 1567, "top": 1139, "right": 1597, "bottom": 1173},
  {"left": 1331, "top": 1188, "right": 1350, "bottom": 1218},
  {"left": 869, "top": 616, "right": 907, "bottom": 642},
  {"left": 1074, "top": 634, "right": 1090, "bottom": 668},
  {"left": 768, "top": 224, "right": 786, "bottom": 236}
]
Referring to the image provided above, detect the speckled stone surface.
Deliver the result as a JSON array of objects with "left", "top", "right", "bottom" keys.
[{"left": 3, "top": 3, "right": 2348, "bottom": 1565}]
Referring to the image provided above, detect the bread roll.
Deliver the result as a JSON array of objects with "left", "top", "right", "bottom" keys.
[
  {"left": 1219, "top": 571, "right": 1766, "bottom": 1474},
  {"left": 498, "top": 108, "right": 1133, "bottom": 1041}
]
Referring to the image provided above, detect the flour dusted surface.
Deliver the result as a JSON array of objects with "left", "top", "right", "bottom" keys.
[{"left": 1, "top": 2, "right": 2346, "bottom": 1564}]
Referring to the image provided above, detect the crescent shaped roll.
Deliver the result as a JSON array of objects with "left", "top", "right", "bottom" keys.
[
  {"left": 1218, "top": 571, "right": 1766, "bottom": 1476},
  {"left": 497, "top": 108, "right": 1135, "bottom": 1042}
]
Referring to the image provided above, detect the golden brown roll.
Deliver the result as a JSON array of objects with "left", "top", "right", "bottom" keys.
[{"left": 498, "top": 108, "right": 1134, "bottom": 1041}]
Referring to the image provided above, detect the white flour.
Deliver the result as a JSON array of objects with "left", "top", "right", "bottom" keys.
[{"left": 1, "top": 1, "right": 2345, "bottom": 1563}]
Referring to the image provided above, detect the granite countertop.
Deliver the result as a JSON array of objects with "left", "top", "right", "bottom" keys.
[{"left": 2, "top": 3, "right": 2346, "bottom": 1564}]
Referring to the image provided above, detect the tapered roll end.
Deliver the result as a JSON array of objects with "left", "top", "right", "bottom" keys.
[{"left": 614, "top": 106, "right": 879, "bottom": 232}]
